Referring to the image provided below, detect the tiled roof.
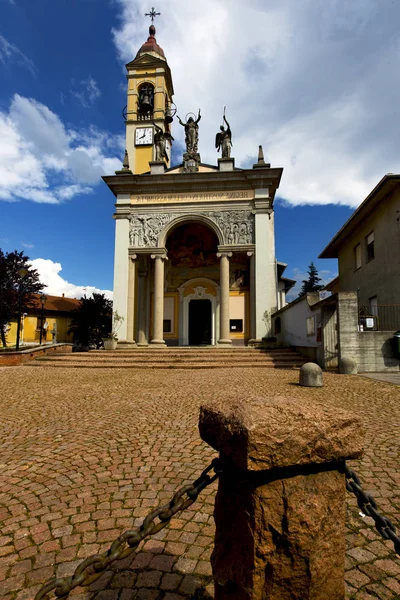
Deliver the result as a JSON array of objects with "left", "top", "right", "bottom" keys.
[{"left": 30, "top": 294, "right": 80, "bottom": 313}]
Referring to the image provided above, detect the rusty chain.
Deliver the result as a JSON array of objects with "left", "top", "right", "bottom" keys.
[
  {"left": 34, "top": 458, "right": 222, "bottom": 600},
  {"left": 345, "top": 464, "right": 400, "bottom": 556}
]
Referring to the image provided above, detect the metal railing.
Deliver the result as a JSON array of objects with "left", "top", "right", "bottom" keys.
[{"left": 359, "top": 304, "right": 400, "bottom": 331}]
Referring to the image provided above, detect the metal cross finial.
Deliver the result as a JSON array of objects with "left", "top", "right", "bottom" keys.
[{"left": 145, "top": 7, "right": 160, "bottom": 23}]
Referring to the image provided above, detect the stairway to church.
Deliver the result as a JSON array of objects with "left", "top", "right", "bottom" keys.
[{"left": 28, "top": 347, "right": 306, "bottom": 369}]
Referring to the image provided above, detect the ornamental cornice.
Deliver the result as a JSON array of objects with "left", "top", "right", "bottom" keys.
[{"left": 102, "top": 167, "right": 283, "bottom": 202}]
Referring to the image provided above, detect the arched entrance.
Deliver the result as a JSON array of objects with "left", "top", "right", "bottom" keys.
[
  {"left": 166, "top": 222, "right": 220, "bottom": 346},
  {"left": 178, "top": 279, "right": 219, "bottom": 345}
]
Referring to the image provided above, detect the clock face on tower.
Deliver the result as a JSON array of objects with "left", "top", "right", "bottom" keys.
[{"left": 135, "top": 127, "right": 153, "bottom": 146}]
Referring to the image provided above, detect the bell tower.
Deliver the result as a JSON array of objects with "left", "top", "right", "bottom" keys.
[{"left": 124, "top": 11, "right": 174, "bottom": 174}]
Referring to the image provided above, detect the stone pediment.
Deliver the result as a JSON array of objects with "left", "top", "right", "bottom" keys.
[{"left": 126, "top": 54, "right": 165, "bottom": 69}]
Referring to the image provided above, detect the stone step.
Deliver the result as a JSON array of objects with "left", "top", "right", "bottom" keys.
[
  {"left": 29, "top": 346, "right": 306, "bottom": 369},
  {"left": 27, "top": 360, "right": 303, "bottom": 369},
  {"left": 63, "top": 350, "right": 302, "bottom": 358},
  {"left": 35, "top": 355, "right": 303, "bottom": 365},
  {"left": 44, "top": 349, "right": 301, "bottom": 357}
]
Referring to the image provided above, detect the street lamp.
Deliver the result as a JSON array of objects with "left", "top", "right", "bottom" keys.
[
  {"left": 15, "top": 268, "right": 28, "bottom": 351},
  {"left": 39, "top": 293, "right": 47, "bottom": 345}
]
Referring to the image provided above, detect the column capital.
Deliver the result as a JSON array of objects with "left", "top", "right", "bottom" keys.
[
  {"left": 130, "top": 254, "right": 138, "bottom": 262},
  {"left": 246, "top": 251, "right": 254, "bottom": 258},
  {"left": 216, "top": 251, "right": 232, "bottom": 259},
  {"left": 150, "top": 247, "right": 167, "bottom": 261},
  {"left": 150, "top": 253, "right": 168, "bottom": 261}
]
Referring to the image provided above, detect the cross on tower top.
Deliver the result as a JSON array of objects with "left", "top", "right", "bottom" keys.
[{"left": 145, "top": 7, "right": 160, "bottom": 23}]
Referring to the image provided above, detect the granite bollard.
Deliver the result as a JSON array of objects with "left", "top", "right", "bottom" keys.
[
  {"left": 339, "top": 356, "right": 358, "bottom": 374},
  {"left": 299, "top": 362, "right": 323, "bottom": 387},
  {"left": 199, "top": 396, "right": 363, "bottom": 600}
]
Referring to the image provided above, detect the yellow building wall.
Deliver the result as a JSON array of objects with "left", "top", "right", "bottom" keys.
[
  {"left": 229, "top": 291, "right": 250, "bottom": 340},
  {"left": 1, "top": 315, "right": 74, "bottom": 347},
  {"left": 135, "top": 146, "right": 153, "bottom": 174},
  {"left": 149, "top": 292, "right": 179, "bottom": 340}
]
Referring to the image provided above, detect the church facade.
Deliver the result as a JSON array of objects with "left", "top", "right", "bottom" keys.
[{"left": 103, "top": 22, "right": 284, "bottom": 347}]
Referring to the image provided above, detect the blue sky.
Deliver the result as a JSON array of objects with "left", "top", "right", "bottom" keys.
[{"left": 1, "top": 0, "right": 399, "bottom": 300}]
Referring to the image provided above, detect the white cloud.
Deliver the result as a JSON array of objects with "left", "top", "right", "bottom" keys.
[
  {"left": 0, "top": 94, "right": 122, "bottom": 203},
  {"left": 113, "top": 0, "right": 400, "bottom": 208},
  {"left": 71, "top": 76, "right": 101, "bottom": 107},
  {"left": 0, "top": 34, "right": 36, "bottom": 75},
  {"left": 21, "top": 242, "right": 34, "bottom": 249},
  {"left": 30, "top": 258, "right": 113, "bottom": 300}
]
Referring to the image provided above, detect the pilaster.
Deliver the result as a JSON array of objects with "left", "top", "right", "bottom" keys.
[
  {"left": 113, "top": 217, "right": 130, "bottom": 341},
  {"left": 253, "top": 190, "right": 277, "bottom": 340}
]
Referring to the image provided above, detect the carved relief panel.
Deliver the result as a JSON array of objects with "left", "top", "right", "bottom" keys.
[{"left": 129, "top": 209, "right": 255, "bottom": 247}]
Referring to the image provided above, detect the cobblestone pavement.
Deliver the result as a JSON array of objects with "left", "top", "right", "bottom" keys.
[{"left": 0, "top": 366, "right": 399, "bottom": 600}]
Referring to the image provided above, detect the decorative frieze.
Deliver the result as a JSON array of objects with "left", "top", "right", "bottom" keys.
[
  {"left": 210, "top": 210, "right": 254, "bottom": 245},
  {"left": 129, "top": 209, "right": 255, "bottom": 247}
]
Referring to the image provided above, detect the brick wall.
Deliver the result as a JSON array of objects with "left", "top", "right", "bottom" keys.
[{"left": 0, "top": 344, "right": 72, "bottom": 366}]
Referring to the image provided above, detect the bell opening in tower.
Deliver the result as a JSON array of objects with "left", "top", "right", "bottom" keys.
[{"left": 138, "top": 83, "right": 154, "bottom": 119}]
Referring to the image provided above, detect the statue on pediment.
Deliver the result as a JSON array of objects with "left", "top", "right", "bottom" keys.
[{"left": 215, "top": 108, "right": 232, "bottom": 158}]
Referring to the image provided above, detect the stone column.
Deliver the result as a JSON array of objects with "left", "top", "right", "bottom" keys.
[
  {"left": 150, "top": 253, "right": 167, "bottom": 346},
  {"left": 247, "top": 251, "right": 256, "bottom": 341},
  {"left": 217, "top": 252, "right": 232, "bottom": 346},
  {"left": 178, "top": 287, "right": 185, "bottom": 346},
  {"left": 199, "top": 396, "right": 363, "bottom": 600},
  {"left": 125, "top": 254, "right": 137, "bottom": 345},
  {"left": 136, "top": 257, "right": 149, "bottom": 346}
]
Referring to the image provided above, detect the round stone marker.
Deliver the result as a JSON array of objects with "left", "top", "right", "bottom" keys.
[
  {"left": 299, "top": 362, "right": 323, "bottom": 387},
  {"left": 339, "top": 356, "right": 358, "bottom": 374}
]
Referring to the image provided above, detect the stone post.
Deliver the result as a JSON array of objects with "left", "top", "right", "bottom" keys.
[
  {"left": 199, "top": 396, "right": 363, "bottom": 600},
  {"left": 150, "top": 253, "right": 167, "bottom": 346},
  {"left": 217, "top": 252, "right": 232, "bottom": 346}
]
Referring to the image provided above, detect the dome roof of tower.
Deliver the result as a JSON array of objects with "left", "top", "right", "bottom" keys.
[{"left": 136, "top": 25, "right": 165, "bottom": 59}]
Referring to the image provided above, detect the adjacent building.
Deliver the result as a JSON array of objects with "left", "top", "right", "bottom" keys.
[
  {"left": 3, "top": 294, "right": 80, "bottom": 347},
  {"left": 319, "top": 174, "right": 400, "bottom": 330},
  {"left": 271, "top": 174, "right": 400, "bottom": 372}
]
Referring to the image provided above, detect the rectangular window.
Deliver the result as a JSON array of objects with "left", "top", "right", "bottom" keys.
[
  {"left": 369, "top": 296, "right": 378, "bottom": 317},
  {"left": 306, "top": 316, "right": 315, "bottom": 336},
  {"left": 354, "top": 243, "right": 361, "bottom": 270},
  {"left": 366, "top": 232, "right": 374, "bottom": 261},
  {"left": 230, "top": 319, "right": 243, "bottom": 332},
  {"left": 163, "top": 319, "right": 171, "bottom": 333}
]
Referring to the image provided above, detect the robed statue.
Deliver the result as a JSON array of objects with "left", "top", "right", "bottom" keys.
[
  {"left": 152, "top": 122, "right": 173, "bottom": 163},
  {"left": 215, "top": 109, "right": 232, "bottom": 158},
  {"left": 177, "top": 109, "right": 201, "bottom": 155}
]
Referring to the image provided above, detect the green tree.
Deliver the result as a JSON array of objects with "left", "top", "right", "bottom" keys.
[
  {"left": 298, "top": 262, "right": 324, "bottom": 298},
  {"left": 68, "top": 293, "right": 112, "bottom": 349},
  {"left": 0, "top": 249, "right": 44, "bottom": 347}
]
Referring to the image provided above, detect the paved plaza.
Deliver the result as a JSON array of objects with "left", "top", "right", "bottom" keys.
[{"left": 0, "top": 365, "right": 399, "bottom": 600}]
